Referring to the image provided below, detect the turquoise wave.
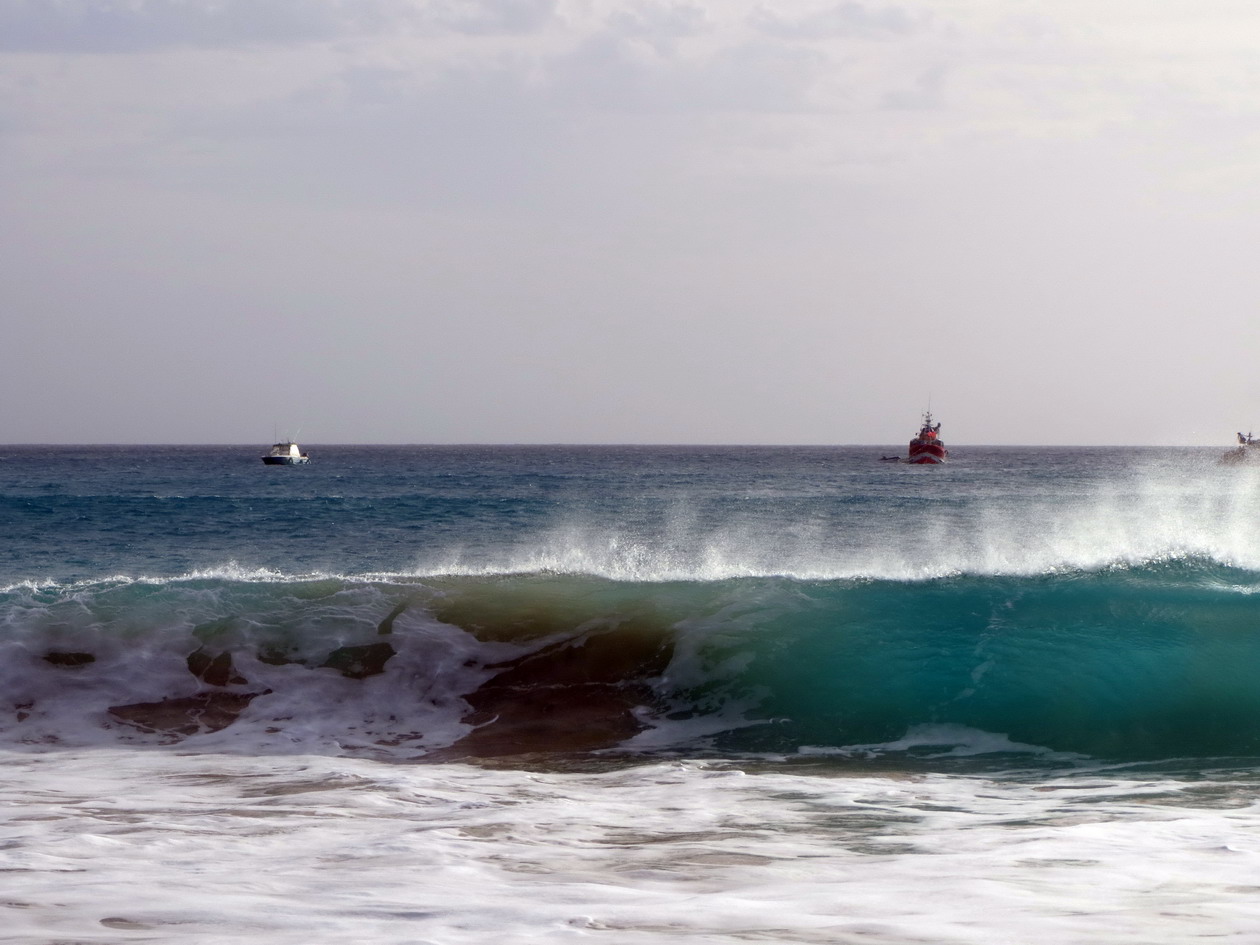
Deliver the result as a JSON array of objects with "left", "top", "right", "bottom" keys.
[
  {"left": 692, "top": 560, "right": 1260, "bottom": 760},
  {"left": 2, "top": 560, "right": 1259, "bottom": 761}
]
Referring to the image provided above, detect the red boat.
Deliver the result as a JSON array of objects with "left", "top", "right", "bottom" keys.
[{"left": 906, "top": 410, "right": 947, "bottom": 464}]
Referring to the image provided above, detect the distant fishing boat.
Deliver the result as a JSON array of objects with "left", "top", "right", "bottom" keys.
[
  {"left": 1222, "top": 431, "right": 1260, "bottom": 464},
  {"left": 262, "top": 441, "right": 310, "bottom": 465},
  {"left": 906, "top": 411, "right": 947, "bottom": 465}
]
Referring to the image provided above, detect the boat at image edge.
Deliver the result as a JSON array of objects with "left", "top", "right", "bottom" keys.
[
  {"left": 906, "top": 411, "right": 948, "bottom": 465},
  {"left": 1222, "top": 431, "right": 1260, "bottom": 464},
  {"left": 261, "top": 441, "right": 310, "bottom": 465}
]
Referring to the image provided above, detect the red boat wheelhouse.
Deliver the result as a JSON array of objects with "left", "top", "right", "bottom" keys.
[{"left": 906, "top": 411, "right": 947, "bottom": 464}]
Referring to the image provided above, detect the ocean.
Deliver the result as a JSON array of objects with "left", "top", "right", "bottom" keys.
[{"left": 4, "top": 444, "right": 1260, "bottom": 943}]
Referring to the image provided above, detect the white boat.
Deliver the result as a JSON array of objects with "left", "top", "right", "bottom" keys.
[{"left": 261, "top": 441, "right": 310, "bottom": 465}]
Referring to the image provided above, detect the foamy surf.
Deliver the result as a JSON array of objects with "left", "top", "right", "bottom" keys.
[{"left": 5, "top": 747, "right": 1260, "bottom": 944}]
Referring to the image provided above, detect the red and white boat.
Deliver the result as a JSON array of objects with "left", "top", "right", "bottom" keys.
[{"left": 906, "top": 411, "right": 948, "bottom": 464}]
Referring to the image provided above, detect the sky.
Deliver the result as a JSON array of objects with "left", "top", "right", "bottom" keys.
[{"left": 3, "top": 0, "right": 1260, "bottom": 445}]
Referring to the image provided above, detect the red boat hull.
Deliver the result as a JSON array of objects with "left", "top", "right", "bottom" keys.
[{"left": 906, "top": 442, "right": 948, "bottom": 464}]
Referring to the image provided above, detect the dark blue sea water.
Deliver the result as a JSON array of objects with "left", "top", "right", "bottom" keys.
[
  {"left": 2, "top": 443, "right": 1103, "bottom": 583},
  {"left": 3, "top": 443, "right": 1255, "bottom": 764}
]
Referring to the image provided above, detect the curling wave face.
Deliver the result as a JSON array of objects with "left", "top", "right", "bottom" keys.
[{"left": 4, "top": 555, "right": 1260, "bottom": 762}]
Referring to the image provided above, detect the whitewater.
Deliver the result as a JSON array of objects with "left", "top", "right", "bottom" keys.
[{"left": 3, "top": 444, "right": 1260, "bottom": 943}]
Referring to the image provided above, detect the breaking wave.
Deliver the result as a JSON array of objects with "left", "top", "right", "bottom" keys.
[{"left": 4, "top": 553, "right": 1260, "bottom": 763}]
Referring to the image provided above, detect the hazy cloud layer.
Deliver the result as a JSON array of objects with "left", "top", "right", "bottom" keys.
[
  {"left": 0, "top": 0, "right": 558, "bottom": 52},
  {"left": 3, "top": 0, "right": 1260, "bottom": 443},
  {"left": 749, "top": 2, "right": 922, "bottom": 39}
]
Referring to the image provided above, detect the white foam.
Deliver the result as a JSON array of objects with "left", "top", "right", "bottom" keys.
[
  {"left": 3, "top": 748, "right": 1258, "bottom": 944},
  {"left": 803, "top": 723, "right": 1087, "bottom": 762},
  {"left": 0, "top": 588, "right": 515, "bottom": 756}
]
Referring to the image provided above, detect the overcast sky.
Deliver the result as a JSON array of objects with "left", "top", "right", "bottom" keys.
[{"left": 3, "top": 0, "right": 1259, "bottom": 445}]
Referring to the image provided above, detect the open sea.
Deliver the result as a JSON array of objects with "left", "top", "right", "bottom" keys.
[{"left": 4, "top": 443, "right": 1260, "bottom": 943}]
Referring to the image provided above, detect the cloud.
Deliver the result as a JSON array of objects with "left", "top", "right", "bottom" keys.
[
  {"left": 0, "top": 0, "right": 558, "bottom": 53},
  {"left": 422, "top": 0, "right": 556, "bottom": 36},
  {"left": 748, "top": 1, "right": 922, "bottom": 40},
  {"left": 607, "top": 2, "right": 709, "bottom": 39},
  {"left": 881, "top": 61, "right": 946, "bottom": 110},
  {"left": 547, "top": 32, "right": 829, "bottom": 114}
]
